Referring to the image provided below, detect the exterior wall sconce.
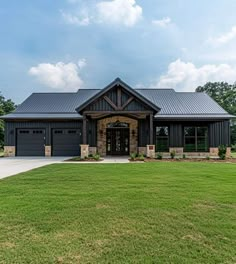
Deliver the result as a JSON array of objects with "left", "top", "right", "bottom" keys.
[
  {"left": 99, "top": 129, "right": 103, "bottom": 136},
  {"left": 132, "top": 129, "right": 135, "bottom": 136}
]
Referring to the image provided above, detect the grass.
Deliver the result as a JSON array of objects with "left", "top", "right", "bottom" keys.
[
  {"left": 231, "top": 151, "right": 236, "bottom": 158},
  {"left": 0, "top": 163, "right": 235, "bottom": 264}
]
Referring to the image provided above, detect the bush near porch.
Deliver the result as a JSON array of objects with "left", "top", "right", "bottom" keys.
[{"left": 0, "top": 163, "right": 235, "bottom": 263}]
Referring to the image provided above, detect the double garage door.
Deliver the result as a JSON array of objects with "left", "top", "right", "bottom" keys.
[{"left": 16, "top": 128, "right": 81, "bottom": 156}]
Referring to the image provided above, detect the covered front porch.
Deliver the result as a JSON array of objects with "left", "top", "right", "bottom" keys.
[
  {"left": 76, "top": 78, "right": 159, "bottom": 158},
  {"left": 81, "top": 113, "right": 155, "bottom": 157}
]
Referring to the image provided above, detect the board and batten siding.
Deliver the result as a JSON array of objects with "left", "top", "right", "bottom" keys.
[
  {"left": 4, "top": 119, "right": 231, "bottom": 150},
  {"left": 153, "top": 120, "right": 231, "bottom": 148}
]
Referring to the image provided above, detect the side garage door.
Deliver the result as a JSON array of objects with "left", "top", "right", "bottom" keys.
[
  {"left": 52, "top": 129, "right": 81, "bottom": 156},
  {"left": 16, "top": 129, "right": 45, "bottom": 156}
]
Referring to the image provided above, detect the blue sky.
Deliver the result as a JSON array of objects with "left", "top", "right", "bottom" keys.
[{"left": 1, "top": 0, "right": 236, "bottom": 103}]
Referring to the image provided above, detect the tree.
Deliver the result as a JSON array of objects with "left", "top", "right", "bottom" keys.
[
  {"left": 0, "top": 93, "right": 16, "bottom": 149},
  {"left": 196, "top": 82, "right": 236, "bottom": 146}
]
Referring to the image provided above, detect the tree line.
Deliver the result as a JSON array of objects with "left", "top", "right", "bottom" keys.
[{"left": 0, "top": 82, "right": 236, "bottom": 149}]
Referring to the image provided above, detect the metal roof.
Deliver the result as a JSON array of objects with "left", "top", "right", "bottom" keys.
[{"left": 1, "top": 85, "right": 233, "bottom": 120}]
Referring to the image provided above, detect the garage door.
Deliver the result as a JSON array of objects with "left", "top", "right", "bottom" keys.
[
  {"left": 52, "top": 129, "right": 81, "bottom": 156},
  {"left": 16, "top": 129, "right": 45, "bottom": 156}
]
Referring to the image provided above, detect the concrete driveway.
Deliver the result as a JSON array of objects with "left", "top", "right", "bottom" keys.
[{"left": 0, "top": 157, "right": 68, "bottom": 180}]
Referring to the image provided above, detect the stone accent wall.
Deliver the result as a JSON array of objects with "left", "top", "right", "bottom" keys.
[
  {"left": 89, "top": 147, "right": 97, "bottom": 155},
  {"left": 45, "top": 146, "right": 51, "bottom": 157},
  {"left": 80, "top": 144, "right": 89, "bottom": 159},
  {"left": 4, "top": 146, "right": 15, "bottom": 157},
  {"left": 146, "top": 145, "right": 155, "bottom": 158},
  {"left": 97, "top": 116, "right": 138, "bottom": 156},
  {"left": 138, "top": 147, "right": 147, "bottom": 155},
  {"left": 169, "top": 147, "right": 184, "bottom": 154},
  {"left": 209, "top": 147, "right": 219, "bottom": 156}
]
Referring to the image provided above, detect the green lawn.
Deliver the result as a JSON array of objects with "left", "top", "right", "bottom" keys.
[
  {"left": 0, "top": 163, "right": 235, "bottom": 264},
  {"left": 231, "top": 152, "right": 236, "bottom": 158}
]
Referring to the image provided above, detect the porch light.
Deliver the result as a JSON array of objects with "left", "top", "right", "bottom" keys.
[{"left": 132, "top": 129, "right": 135, "bottom": 136}]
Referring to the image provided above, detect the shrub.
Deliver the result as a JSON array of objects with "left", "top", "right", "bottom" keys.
[
  {"left": 218, "top": 145, "right": 227, "bottom": 160},
  {"left": 88, "top": 153, "right": 93, "bottom": 158},
  {"left": 93, "top": 153, "right": 100, "bottom": 161},
  {"left": 231, "top": 144, "right": 236, "bottom": 152},
  {"left": 170, "top": 150, "right": 176, "bottom": 159},
  {"left": 156, "top": 153, "right": 163, "bottom": 160},
  {"left": 206, "top": 155, "right": 210, "bottom": 160},
  {"left": 182, "top": 154, "right": 186, "bottom": 159},
  {"left": 130, "top": 153, "right": 136, "bottom": 161},
  {"left": 139, "top": 154, "right": 145, "bottom": 161}
]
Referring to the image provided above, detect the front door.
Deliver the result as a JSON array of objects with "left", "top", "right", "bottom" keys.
[{"left": 106, "top": 128, "right": 129, "bottom": 155}]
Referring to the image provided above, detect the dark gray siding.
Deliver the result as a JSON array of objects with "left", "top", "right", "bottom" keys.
[
  {"left": 87, "top": 119, "right": 97, "bottom": 147},
  {"left": 138, "top": 119, "right": 149, "bottom": 146},
  {"left": 209, "top": 120, "right": 231, "bottom": 147},
  {"left": 4, "top": 119, "right": 231, "bottom": 152},
  {"left": 153, "top": 120, "right": 231, "bottom": 148},
  {"left": 85, "top": 86, "right": 151, "bottom": 112},
  {"left": 5, "top": 121, "right": 83, "bottom": 146}
]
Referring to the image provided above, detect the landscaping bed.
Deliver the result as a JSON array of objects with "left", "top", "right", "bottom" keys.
[
  {"left": 143, "top": 157, "right": 236, "bottom": 163},
  {"left": 66, "top": 154, "right": 103, "bottom": 162}
]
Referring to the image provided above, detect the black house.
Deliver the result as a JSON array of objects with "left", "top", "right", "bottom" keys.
[{"left": 2, "top": 78, "right": 233, "bottom": 157}]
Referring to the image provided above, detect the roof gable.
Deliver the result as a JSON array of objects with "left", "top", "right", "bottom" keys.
[{"left": 76, "top": 78, "right": 160, "bottom": 114}]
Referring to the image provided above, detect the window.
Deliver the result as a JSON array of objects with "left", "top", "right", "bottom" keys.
[
  {"left": 184, "top": 127, "right": 208, "bottom": 152},
  {"left": 107, "top": 121, "right": 129, "bottom": 128},
  {"left": 54, "top": 130, "right": 63, "bottom": 134},
  {"left": 156, "top": 126, "right": 169, "bottom": 152},
  {"left": 19, "top": 130, "right": 29, "bottom": 134},
  {"left": 33, "top": 130, "right": 43, "bottom": 134},
  {"left": 68, "top": 130, "right": 77, "bottom": 134}
]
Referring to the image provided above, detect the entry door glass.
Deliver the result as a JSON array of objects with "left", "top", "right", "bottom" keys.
[{"left": 106, "top": 128, "right": 129, "bottom": 155}]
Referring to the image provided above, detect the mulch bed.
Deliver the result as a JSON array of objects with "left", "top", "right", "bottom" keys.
[
  {"left": 130, "top": 158, "right": 236, "bottom": 163},
  {"left": 65, "top": 158, "right": 103, "bottom": 162}
]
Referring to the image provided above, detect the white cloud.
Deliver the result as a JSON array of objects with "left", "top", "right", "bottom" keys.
[
  {"left": 152, "top": 17, "right": 171, "bottom": 27},
  {"left": 97, "top": 0, "right": 142, "bottom": 27},
  {"left": 207, "top": 26, "right": 236, "bottom": 46},
  {"left": 61, "top": 10, "right": 90, "bottom": 26},
  {"left": 154, "top": 59, "right": 236, "bottom": 91},
  {"left": 29, "top": 61, "right": 86, "bottom": 91},
  {"left": 78, "top": 58, "right": 86, "bottom": 69}
]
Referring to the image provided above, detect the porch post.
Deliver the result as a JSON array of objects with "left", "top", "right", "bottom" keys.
[
  {"left": 83, "top": 115, "right": 87, "bottom": 144},
  {"left": 146, "top": 113, "right": 155, "bottom": 158},
  {"left": 149, "top": 113, "right": 153, "bottom": 144}
]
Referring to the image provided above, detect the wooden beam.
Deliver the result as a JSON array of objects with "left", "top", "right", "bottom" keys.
[
  {"left": 83, "top": 115, "right": 87, "bottom": 144},
  {"left": 149, "top": 114, "right": 153, "bottom": 144},
  {"left": 121, "top": 97, "right": 134, "bottom": 110},
  {"left": 103, "top": 96, "right": 118, "bottom": 110}
]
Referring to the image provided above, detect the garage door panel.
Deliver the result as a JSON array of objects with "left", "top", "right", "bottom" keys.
[
  {"left": 52, "top": 129, "right": 81, "bottom": 156},
  {"left": 17, "top": 129, "right": 45, "bottom": 156}
]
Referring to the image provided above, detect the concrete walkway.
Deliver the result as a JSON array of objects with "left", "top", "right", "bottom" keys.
[{"left": 0, "top": 157, "right": 68, "bottom": 180}]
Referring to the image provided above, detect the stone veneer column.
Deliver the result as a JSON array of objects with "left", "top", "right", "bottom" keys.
[
  {"left": 97, "top": 116, "right": 138, "bottom": 156},
  {"left": 146, "top": 145, "right": 155, "bottom": 158},
  {"left": 80, "top": 144, "right": 89, "bottom": 159},
  {"left": 4, "top": 146, "right": 16, "bottom": 157},
  {"left": 209, "top": 147, "right": 219, "bottom": 156},
  {"left": 45, "top": 146, "right": 51, "bottom": 157}
]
